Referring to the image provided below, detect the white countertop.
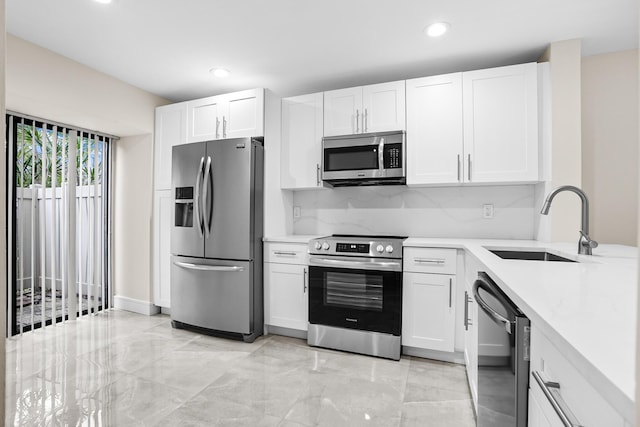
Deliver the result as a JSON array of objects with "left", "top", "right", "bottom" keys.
[{"left": 405, "top": 237, "right": 637, "bottom": 421}]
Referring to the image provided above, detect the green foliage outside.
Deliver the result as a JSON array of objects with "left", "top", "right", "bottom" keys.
[{"left": 15, "top": 123, "right": 104, "bottom": 188}]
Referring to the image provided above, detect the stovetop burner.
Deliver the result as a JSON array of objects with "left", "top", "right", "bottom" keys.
[{"left": 331, "top": 234, "right": 408, "bottom": 240}]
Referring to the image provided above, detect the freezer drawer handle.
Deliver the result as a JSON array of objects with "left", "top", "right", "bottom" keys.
[
  {"left": 532, "top": 371, "right": 584, "bottom": 427},
  {"left": 174, "top": 261, "right": 245, "bottom": 272}
]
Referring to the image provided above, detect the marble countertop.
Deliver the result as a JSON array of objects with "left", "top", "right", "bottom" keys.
[
  {"left": 263, "top": 235, "right": 319, "bottom": 244},
  {"left": 405, "top": 237, "right": 637, "bottom": 421}
]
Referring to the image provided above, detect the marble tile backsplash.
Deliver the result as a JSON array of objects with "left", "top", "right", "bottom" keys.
[{"left": 292, "top": 184, "right": 536, "bottom": 239}]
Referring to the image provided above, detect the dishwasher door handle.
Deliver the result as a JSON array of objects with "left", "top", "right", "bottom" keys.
[{"left": 473, "top": 279, "right": 512, "bottom": 334}]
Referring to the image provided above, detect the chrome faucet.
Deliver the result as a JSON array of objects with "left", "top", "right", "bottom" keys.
[{"left": 540, "top": 185, "right": 598, "bottom": 255}]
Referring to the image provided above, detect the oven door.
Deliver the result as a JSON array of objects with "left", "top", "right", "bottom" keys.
[{"left": 308, "top": 256, "right": 402, "bottom": 336}]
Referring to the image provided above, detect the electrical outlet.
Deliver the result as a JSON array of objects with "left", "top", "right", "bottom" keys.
[
  {"left": 293, "top": 206, "right": 301, "bottom": 219},
  {"left": 482, "top": 204, "right": 494, "bottom": 219}
]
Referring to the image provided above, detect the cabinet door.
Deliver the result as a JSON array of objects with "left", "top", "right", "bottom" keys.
[
  {"left": 402, "top": 272, "right": 456, "bottom": 352},
  {"left": 463, "top": 62, "right": 539, "bottom": 183},
  {"left": 153, "top": 190, "right": 172, "bottom": 308},
  {"left": 362, "top": 80, "right": 406, "bottom": 133},
  {"left": 265, "top": 263, "right": 308, "bottom": 331},
  {"left": 223, "top": 89, "right": 264, "bottom": 139},
  {"left": 281, "top": 93, "right": 324, "bottom": 189},
  {"left": 154, "top": 103, "right": 187, "bottom": 190},
  {"left": 406, "top": 73, "right": 463, "bottom": 185},
  {"left": 464, "top": 284, "right": 478, "bottom": 409},
  {"left": 323, "top": 86, "right": 362, "bottom": 136},
  {"left": 187, "top": 96, "right": 223, "bottom": 142}
]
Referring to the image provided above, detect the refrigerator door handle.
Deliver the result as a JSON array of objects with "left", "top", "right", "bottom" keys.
[
  {"left": 174, "top": 261, "right": 245, "bottom": 272},
  {"left": 202, "top": 155, "right": 213, "bottom": 237},
  {"left": 194, "top": 156, "right": 205, "bottom": 237}
]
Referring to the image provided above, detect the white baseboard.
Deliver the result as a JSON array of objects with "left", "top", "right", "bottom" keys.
[{"left": 113, "top": 295, "right": 160, "bottom": 316}]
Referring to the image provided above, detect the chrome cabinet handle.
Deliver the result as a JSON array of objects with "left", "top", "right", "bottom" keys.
[
  {"left": 378, "top": 137, "right": 385, "bottom": 172},
  {"left": 414, "top": 258, "right": 445, "bottom": 264},
  {"left": 194, "top": 156, "right": 205, "bottom": 237},
  {"left": 465, "top": 292, "right": 473, "bottom": 330},
  {"left": 464, "top": 291, "right": 469, "bottom": 330},
  {"left": 303, "top": 267, "right": 308, "bottom": 293},
  {"left": 223, "top": 116, "right": 227, "bottom": 138},
  {"left": 215, "top": 117, "right": 220, "bottom": 139},
  {"left": 448, "top": 278, "right": 452, "bottom": 308},
  {"left": 457, "top": 154, "right": 461, "bottom": 182},
  {"left": 174, "top": 261, "right": 244, "bottom": 272},
  {"left": 273, "top": 251, "right": 297, "bottom": 256},
  {"left": 202, "top": 156, "right": 213, "bottom": 237},
  {"left": 316, "top": 163, "right": 321, "bottom": 186},
  {"left": 356, "top": 109, "right": 360, "bottom": 133},
  {"left": 532, "top": 371, "right": 584, "bottom": 427},
  {"left": 467, "top": 154, "right": 472, "bottom": 181},
  {"left": 364, "top": 108, "right": 368, "bottom": 132}
]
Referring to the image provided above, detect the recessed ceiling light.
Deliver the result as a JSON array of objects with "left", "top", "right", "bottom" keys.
[
  {"left": 209, "top": 68, "right": 230, "bottom": 78},
  {"left": 94, "top": 0, "right": 112, "bottom": 4},
  {"left": 425, "top": 22, "right": 450, "bottom": 37}
]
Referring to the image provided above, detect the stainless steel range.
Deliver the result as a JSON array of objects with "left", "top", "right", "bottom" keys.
[{"left": 307, "top": 234, "right": 406, "bottom": 360}]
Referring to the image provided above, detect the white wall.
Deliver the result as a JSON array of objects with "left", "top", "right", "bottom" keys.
[
  {"left": 293, "top": 185, "right": 536, "bottom": 239},
  {"left": 582, "top": 49, "right": 639, "bottom": 246},
  {"left": 6, "top": 35, "right": 169, "bottom": 307}
]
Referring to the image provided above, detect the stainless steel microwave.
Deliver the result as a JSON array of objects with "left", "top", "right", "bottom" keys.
[{"left": 321, "top": 130, "right": 406, "bottom": 187}]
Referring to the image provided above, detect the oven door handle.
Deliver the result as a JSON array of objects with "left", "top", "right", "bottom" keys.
[{"left": 309, "top": 257, "right": 402, "bottom": 272}]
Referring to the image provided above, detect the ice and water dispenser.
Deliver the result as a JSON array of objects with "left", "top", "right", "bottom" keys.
[{"left": 174, "top": 186, "right": 194, "bottom": 227}]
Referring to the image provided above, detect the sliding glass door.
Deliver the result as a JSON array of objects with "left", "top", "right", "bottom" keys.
[{"left": 6, "top": 113, "right": 113, "bottom": 335}]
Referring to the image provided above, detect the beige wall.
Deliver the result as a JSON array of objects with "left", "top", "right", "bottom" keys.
[
  {"left": 539, "top": 40, "right": 584, "bottom": 243},
  {"left": 6, "top": 35, "right": 168, "bottom": 306},
  {"left": 582, "top": 50, "right": 639, "bottom": 245},
  {"left": 1, "top": 0, "right": 7, "bottom": 422}
]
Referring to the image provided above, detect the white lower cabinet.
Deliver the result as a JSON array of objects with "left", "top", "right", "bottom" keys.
[
  {"left": 402, "top": 247, "right": 457, "bottom": 353},
  {"left": 528, "top": 324, "right": 627, "bottom": 427},
  {"left": 152, "top": 190, "right": 172, "bottom": 308},
  {"left": 402, "top": 272, "right": 456, "bottom": 352},
  {"left": 264, "top": 242, "right": 309, "bottom": 333}
]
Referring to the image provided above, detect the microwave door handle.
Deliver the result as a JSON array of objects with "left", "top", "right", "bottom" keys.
[
  {"left": 202, "top": 155, "right": 213, "bottom": 237},
  {"left": 378, "top": 137, "right": 385, "bottom": 172},
  {"left": 193, "top": 156, "right": 205, "bottom": 237}
]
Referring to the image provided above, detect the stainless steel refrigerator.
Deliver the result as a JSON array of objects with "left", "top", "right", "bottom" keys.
[{"left": 170, "top": 137, "right": 263, "bottom": 342}]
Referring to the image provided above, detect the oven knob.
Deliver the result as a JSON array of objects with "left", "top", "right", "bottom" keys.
[
  {"left": 322, "top": 242, "right": 330, "bottom": 250},
  {"left": 314, "top": 241, "right": 322, "bottom": 250},
  {"left": 385, "top": 245, "right": 394, "bottom": 253},
  {"left": 376, "top": 244, "right": 384, "bottom": 253}
]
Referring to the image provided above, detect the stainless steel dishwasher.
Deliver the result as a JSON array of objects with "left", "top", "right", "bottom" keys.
[{"left": 473, "top": 272, "right": 530, "bottom": 427}]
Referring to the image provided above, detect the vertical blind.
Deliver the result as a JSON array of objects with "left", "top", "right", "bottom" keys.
[{"left": 7, "top": 113, "right": 114, "bottom": 335}]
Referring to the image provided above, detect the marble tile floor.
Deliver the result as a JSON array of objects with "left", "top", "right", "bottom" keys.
[{"left": 5, "top": 309, "right": 476, "bottom": 426}]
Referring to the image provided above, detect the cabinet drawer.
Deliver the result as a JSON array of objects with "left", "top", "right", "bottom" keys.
[
  {"left": 404, "top": 247, "right": 457, "bottom": 274},
  {"left": 264, "top": 242, "right": 309, "bottom": 265},
  {"left": 529, "top": 325, "right": 625, "bottom": 427}
]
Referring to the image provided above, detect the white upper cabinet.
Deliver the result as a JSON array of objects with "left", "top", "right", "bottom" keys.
[
  {"left": 281, "top": 93, "right": 325, "bottom": 189},
  {"left": 406, "top": 63, "right": 540, "bottom": 186},
  {"left": 186, "top": 88, "right": 264, "bottom": 143},
  {"left": 406, "top": 73, "right": 464, "bottom": 185},
  {"left": 462, "top": 63, "right": 539, "bottom": 183},
  {"left": 154, "top": 102, "right": 188, "bottom": 190},
  {"left": 324, "top": 81, "right": 405, "bottom": 136}
]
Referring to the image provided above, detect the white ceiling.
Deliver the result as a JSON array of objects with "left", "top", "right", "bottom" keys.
[{"left": 6, "top": 0, "right": 638, "bottom": 102}]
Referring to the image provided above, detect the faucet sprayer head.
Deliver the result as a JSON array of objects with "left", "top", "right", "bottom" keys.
[{"left": 540, "top": 199, "right": 552, "bottom": 215}]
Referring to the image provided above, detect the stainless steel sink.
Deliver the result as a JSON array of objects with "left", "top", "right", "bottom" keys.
[{"left": 489, "top": 249, "right": 577, "bottom": 263}]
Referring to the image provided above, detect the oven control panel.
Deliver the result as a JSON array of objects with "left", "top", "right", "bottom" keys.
[
  {"left": 309, "top": 235, "right": 406, "bottom": 259},
  {"left": 336, "top": 243, "right": 369, "bottom": 253}
]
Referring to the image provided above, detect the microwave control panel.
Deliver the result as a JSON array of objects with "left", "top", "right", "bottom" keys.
[{"left": 384, "top": 143, "right": 402, "bottom": 169}]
